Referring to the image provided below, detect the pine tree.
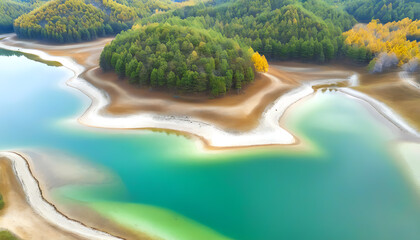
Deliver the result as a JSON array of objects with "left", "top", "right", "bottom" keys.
[{"left": 150, "top": 68, "right": 159, "bottom": 87}]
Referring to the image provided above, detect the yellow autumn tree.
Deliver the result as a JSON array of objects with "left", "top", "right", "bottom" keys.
[
  {"left": 252, "top": 52, "right": 269, "bottom": 72},
  {"left": 132, "top": 24, "right": 141, "bottom": 30},
  {"left": 343, "top": 18, "right": 420, "bottom": 66}
]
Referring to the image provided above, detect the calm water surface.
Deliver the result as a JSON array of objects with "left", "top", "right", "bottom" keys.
[{"left": 1, "top": 51, "right": 420, "bottom": 240}]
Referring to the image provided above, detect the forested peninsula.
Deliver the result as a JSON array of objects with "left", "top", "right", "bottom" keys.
[{"left": 100, "top": 24, "right": 257, "bottom": 96}]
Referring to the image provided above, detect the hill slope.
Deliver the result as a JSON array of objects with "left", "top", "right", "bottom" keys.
[
  {"left": 326, "top": 0, "right": 420, "bottom": 23},
  {"left": 12, "top": 0, "right": 195, "bottom": 42},
  {"left": 14, "top": 0, "right": 137, "bottom": 42},
  {"left": 141, "top": 0, "right": 358, "bottom": 62},
  {"left": 0, "top": 0, "right": 48, "bottom": 33}
]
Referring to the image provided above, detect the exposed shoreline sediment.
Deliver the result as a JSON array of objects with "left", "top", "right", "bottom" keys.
[
  {"left": 339, "top": 88, "right": 420, "bottom": 139},
  {"left": 0, "top": 152, "right": 123, "bottom": 240},
  {"left": 0, "top": 35, "right": 359, "bottom": 148},
  {"left": 400, "top": 71, "right": 420, "bottom": 90}
]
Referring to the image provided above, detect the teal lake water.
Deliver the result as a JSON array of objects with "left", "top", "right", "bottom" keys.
[{"left": 1, "top": 51, "right": 420, "bottom": 240}]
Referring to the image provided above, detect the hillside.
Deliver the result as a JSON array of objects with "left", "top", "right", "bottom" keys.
[
  {"left": 141, "top": 0, "right": 358, "bottom": 62},
  {"left": 13, "top": 0, "right": 138, "bottom": 42},
  {"left": 100, "top": 23, "right": 256, "bottom": 96},
  {"left": 114, "top": 0, "right": 178, "bottom": 16},
  {"left": 326, "top": 0, "right": 420, "bottom": 23},
  {"left": 12, "top": 0, "right": 196, "bottom": 43},
  {"left": 0, "top": 0, "right": 48, "bottom": 33}
]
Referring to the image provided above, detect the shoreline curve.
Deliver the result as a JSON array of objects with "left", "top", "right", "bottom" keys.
[
  {"left": 0, "top": 151, "right": 124, "bottom": 240},
  {"left": 0, "top": 37, "right": 358, "bottom": 148},
  {"left": 339, "top": 88, "right": 420, "bottom": 138}
]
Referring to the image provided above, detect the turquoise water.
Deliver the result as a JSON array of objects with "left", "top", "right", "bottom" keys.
[{"left": 1, "top": 52, "right": 420, "bottom": 240}]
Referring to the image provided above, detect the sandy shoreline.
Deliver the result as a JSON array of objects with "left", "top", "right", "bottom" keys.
[
  {"left": 400, "top": 71, "right": 420, "bottom": 90},
  {"left": 339, "top": 88, "right": 420, "bottom": 139},
  {"left": 352, "top": 69, "right": 420, "bottom": 130},
  {"left": 0, "top": 34, "right": 360, "bottom": 148},
  {"left": 0, "top": 157, "right": 81, "bottom": 240},
  {"left": 0, "top": 152, "right": 122, "bottom": 240},
  {"left": 0, "top": 156, "right": 83, "bottom": 240}
]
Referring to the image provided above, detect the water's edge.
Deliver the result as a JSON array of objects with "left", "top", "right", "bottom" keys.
[
  {"left": 0, "top": 36, "right": 358, "bottom": 148},
  {"left": 0, "top": 151, "right": 123, "bottom": 240}
]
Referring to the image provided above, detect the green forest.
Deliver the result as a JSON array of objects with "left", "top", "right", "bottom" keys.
[
  {"left": 8, "top": 0, "right": 191, "bottom": 42},
  {"left": 13, "top": 0, "right": 139, "bottom": 42},
  {"left": 0, "top": 0, "right": 48, "bottom": 33},
  {"left": 114, "top": 0, "right": 177, "bottom": 17},
  {"left": 142, "top": 0, "right": 360, "bottom": 62},
  {"left": 326, "top": 0, "right": 420, "bottom": 23},
  {"left": 100, "top": 23, "right": 254, "bottom": 96}
]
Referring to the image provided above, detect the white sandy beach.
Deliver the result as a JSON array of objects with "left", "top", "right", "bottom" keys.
[{"left": 0, "top": 152, "right": 123, "bottom": 240}]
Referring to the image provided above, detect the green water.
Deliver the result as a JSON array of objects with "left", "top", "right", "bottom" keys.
[{"left": 1, "top": 52, "right": 420, "bottom": 240}]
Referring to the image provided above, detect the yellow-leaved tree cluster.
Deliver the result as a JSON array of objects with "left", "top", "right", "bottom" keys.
[
  {"left": 343, "top": 18, "right": 420, "bottom": 66},
  {"left": 252, "top": 52, "right": 269, "bottom": 73}
]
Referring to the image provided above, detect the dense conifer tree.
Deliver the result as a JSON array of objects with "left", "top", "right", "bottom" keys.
[{"left": 100, "top": 24, "right": 255, "bottom": 96}]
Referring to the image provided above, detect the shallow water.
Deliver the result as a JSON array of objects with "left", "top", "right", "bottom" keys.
[{"left": 1, "top": 52, "right": 420, "bottom": 240}]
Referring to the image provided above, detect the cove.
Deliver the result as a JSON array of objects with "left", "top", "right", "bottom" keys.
[{"left": 1, "top": 51, "right": 420, "bottom": 240}]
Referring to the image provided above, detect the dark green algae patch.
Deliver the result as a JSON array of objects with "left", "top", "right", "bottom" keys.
[{"left": 0, "top": 48, "right": 62, "bottom": 67}]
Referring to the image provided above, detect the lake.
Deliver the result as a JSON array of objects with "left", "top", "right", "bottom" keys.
[{"left": 1, "top": 50, "right": 420, "bottom": 240}]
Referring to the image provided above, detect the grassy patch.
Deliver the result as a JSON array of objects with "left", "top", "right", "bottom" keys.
[
  {"left": 0, "top": 230, "right": 19, "bottom": 240},
  {"left": 0, "top": 48, "right": 62, "bottom": 67}
]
